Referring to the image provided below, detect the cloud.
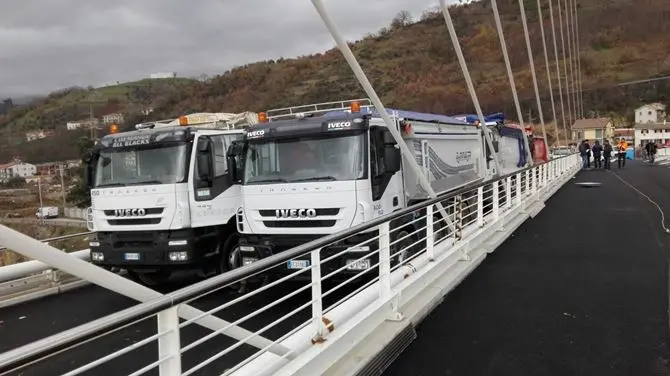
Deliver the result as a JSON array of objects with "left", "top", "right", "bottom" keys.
[{"left": 0, "top": 0, "right": 444, "bottom": 97}]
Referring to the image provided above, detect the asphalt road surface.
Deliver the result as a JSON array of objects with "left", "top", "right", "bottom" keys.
[{"left": 385, "top": 161, "right": 670, "bottom": 376}]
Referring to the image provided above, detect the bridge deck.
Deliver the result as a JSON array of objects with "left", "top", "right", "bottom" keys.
[
  {"left": 1, "top": 161, "right": 669, "bottom": 375},
  {"left": 385, "top": 161, "right": 670, "bottom": 376}
]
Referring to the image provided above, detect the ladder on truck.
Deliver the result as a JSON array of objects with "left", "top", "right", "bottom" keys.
[
  {"left": 263, "top": 98, "right": 471, "bottom": 128},
  {"left": 264, "top": 98, "right": 373, "bottom": 121},
  {"left": 134, "top": 112, "right": 259, "bottom": 130}
]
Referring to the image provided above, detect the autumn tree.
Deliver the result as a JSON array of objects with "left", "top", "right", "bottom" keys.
[{"left": 390, "top": 10, "right": 413, "bottom": 30}]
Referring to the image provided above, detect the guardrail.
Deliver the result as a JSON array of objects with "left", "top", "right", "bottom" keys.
[
  {"left": 0, "top": 232, "right": 92, "bottom": 308},
  {"left": 0, "top": 153, "right": 581, "bottom": 376}
]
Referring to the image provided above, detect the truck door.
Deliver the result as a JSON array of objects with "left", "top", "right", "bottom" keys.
[
  {"left": 190, "top": 133, "right": 243, "bottom": 228},
  {"left": 368, "top": 127, "right": 403, "bottom": 218}
]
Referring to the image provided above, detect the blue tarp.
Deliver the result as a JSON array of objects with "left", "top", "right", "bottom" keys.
[
  {"left": 453, "top": 112, "right": 505, "bottom": 125},
  {"left": 497, "top": 125, "right": 528, "bottom": 167}
]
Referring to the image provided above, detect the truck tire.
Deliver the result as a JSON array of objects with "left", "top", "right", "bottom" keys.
[
  {"left": 392, "top": 226, "right": 419, "bottom": 265},
  {"left": 216, "top": 233, "right": 247, "bottom": 292},
  {"left": 217, "top": 233, "right": 241, "bottom": 274}
]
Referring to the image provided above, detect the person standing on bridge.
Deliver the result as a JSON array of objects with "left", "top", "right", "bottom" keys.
[
  {"left": 645, "top": 140, "right": 657, "bottom": 164},
  {"left": 616, "top": 138, "right": 628, "bottom": 169},
  {"left": 603, "top": 140, "right": 613, "bottom": 170},
  {"left": 579, "top": 140, "right": 590, "bottom": 170},
  {"left": 592, "top": 140, "right": 603, "bottom": 169}
]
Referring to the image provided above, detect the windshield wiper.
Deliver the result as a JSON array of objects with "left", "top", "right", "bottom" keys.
[
  {"left": 293, "top": 176, "right": 337, "bottom": 182},
  {"left": 126, "top": 180, "right": 163, "bottom": 186},
  {"left": 249, "top": 178, "right": 289, "bottom": 184},
  {"left": 95, "top": 183, "right": 126, "bottom": 188}
]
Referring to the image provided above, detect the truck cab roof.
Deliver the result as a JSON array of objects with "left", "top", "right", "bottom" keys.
[
  {"left": 244, "top": 112, "right": 370, "bottom": 141},
  {"left": 95, "top": 126, "right": 193, "bottom": 149}
]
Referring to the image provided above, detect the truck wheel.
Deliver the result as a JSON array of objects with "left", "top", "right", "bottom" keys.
[
  {"left": 127, "top": 269, "right": 171, "bottom": 287},
  {"left": 217, "top": 233, "right": 242, "bottom": 273},
  {"left": 216, "top": 234, "right": 246, "bottom": 292},
  {"left": 392, "top": 227, "right": 419, "bottom": 265}
]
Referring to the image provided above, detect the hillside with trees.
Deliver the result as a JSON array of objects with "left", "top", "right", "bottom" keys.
[{"left": 2, "top": 0, "right": 670, "bottom": 164}]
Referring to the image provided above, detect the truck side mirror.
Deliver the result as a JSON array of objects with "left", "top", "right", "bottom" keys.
[
  {"left": 226, "top": 142, "right": 244, "bottom": 182},
  {"left": 196, "top": 137, "right": 214, "bottom": 183},
  {"left": 383, "top": 145, "right": 401, "bottom": 173},
  {"left": 83, "top": 152, "right": 95, "bottom": 189}
]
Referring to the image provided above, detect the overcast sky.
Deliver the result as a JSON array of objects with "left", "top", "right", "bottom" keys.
[{"left": 0, "top": 0, "right": 454, "bottom": 97}]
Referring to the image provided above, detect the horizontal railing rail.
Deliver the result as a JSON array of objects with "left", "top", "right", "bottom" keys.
[
  {"left": 0, "top": 231, "right": 92, "bottom": 252},
  {"left": 0, "top": 153, "right": 581, "bottom": 376},
  {"left": 0, "top": 232, "right": 92, "bottom": 307}
]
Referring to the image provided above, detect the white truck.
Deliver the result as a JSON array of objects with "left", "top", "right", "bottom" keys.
[
  {"left": 84, "top": 112, "right": 257, "bottom": 286},
  {"left": 225, "top": 99, "right": 526, "bottom": 279},
  {"left": 36, "top": 206, "right": 59, "bottom": 219}
]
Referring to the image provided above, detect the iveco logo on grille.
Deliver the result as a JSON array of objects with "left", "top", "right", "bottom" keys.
[
  {"left": 114, "top": 208, "right": 146, "bottom": 217},
  {"left": 275, "top": 209, "right": 317, "bottom": 219}
]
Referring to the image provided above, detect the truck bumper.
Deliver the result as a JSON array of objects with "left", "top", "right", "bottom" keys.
[
  {"left": 237, "top": 233, "right": 379, "bottom": 280},
  {"left": 88, "top": 229, "right": 218, "bottom": 271}
]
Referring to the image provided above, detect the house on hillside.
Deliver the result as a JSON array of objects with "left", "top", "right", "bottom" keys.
[
  {"left": 633, "top": 122, "right": 670, "bottom": 147},
  {"left": 635, "top": 103, "right": 666, "bottom": 124},
  {"left": 75, "top": 118, "right": 100, "bottom": 129},
  {"left": 614, "top": 128, "right": 634, "bottom": 143},
  {"left": 102, "top": 112, "right": 124, "bottom": 125},
  {"left": 36, "top": 159, "right": 82, "bottom": 176},
  {"left": 0, "top": 159, "right": 37, "bottom": 182},
  {"left": 25, "top": 130, "right": 54, "bottom": 142},
  {"left": 66, "top": 121, "right": 82, "bottom": 130},
  {"left": 571, "top": 117, "right": 615, "bottom": 142}
]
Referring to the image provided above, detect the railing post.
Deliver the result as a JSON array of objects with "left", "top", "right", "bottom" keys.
[
  {"left": 492, "top": 180, "right": 499, "bottom": 219},
  {"left": 476, "top": 186, "right": 484, "bottom": 227},
  {"left": 378, "top": 221, "right": 402, "bottom": 321},
  {"left": 426, "top": 205, "right": 435, "bottom": 261},
  {"left": 552, "top": 160, "right": 556, "bottom": 179},
  {"left": 515, "top": 173, "right": 522, "bottom": 206},
  {"left": 525, "top": 170, "right": 530, "bottom": 196},
  {"left": 378, "top": 222, "right": 392, "bottom": 299},
  {"left": 505, "top": 176, "right": 512, "bottom": 209},
  {"left": 545, "top": 163, "right": 550, "bottom": 184},
  {"left": 455, "top": 195, "right": 463, "bottom": 241},
  {"left": 454, "top": 194, "right": 470, "bottom": 261},
  {"left": 532, "top": 166, "right": 538, "bottom": 195},
  {"left": 157, "top": 306, "right": 181, "bottom": 376},
  {"left": 310, "top": 249, "right": 328, "bottom": 343}
]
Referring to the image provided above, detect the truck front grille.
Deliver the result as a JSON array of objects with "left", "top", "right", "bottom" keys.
[
  {"left": 262, "top": 220, "right": 336, "bottom": 228},
  {"left": 105, "top": 208, "right": 164, "bottom": 226},
  {"left": 258, "top": 208, "right": 340, "bottom": 228}
]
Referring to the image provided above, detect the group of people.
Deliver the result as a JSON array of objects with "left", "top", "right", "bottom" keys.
[
  {"left": 578, "top": 138, "right": 630, "bottom": 170},
  {"left": 644, "top": 140, "right": 658, "bottom": 163}
]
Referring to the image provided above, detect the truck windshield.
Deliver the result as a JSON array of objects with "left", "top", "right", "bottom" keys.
[
  {"left": 94, "top": 143, "right": 189, "bottom": 187},
  {"left": 243, "top": 133, "right": 365, "bottom": 185}
]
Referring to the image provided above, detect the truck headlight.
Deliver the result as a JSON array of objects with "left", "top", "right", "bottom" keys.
[
  {"left": 91, "top": 252, "right": 104, "bottom": 261},
  {"left": 168, "top": 251, "right": 188, "bottom": 261}
]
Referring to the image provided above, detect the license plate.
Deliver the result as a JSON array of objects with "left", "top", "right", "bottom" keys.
[
  {"left": 124, "top": 253, "right": 140, "bottom": 261},
  {"left": 287, "top": 260, "right": 311, "bottom": 269},
  {"left": 346, "top": 259, "right": 371, "bottom": 270}
]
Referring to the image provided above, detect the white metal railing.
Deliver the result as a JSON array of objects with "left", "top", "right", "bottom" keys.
[
  {"left": 0, "top": 232, "right": 92, "bottom": 308},
  {"left": 0, "top": 153, "right": 581, "bottom": 376}
]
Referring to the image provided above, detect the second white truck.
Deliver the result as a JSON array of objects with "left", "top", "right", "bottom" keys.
[{"left": 226, "top": 99, "right": 526, "bottom": 279}]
